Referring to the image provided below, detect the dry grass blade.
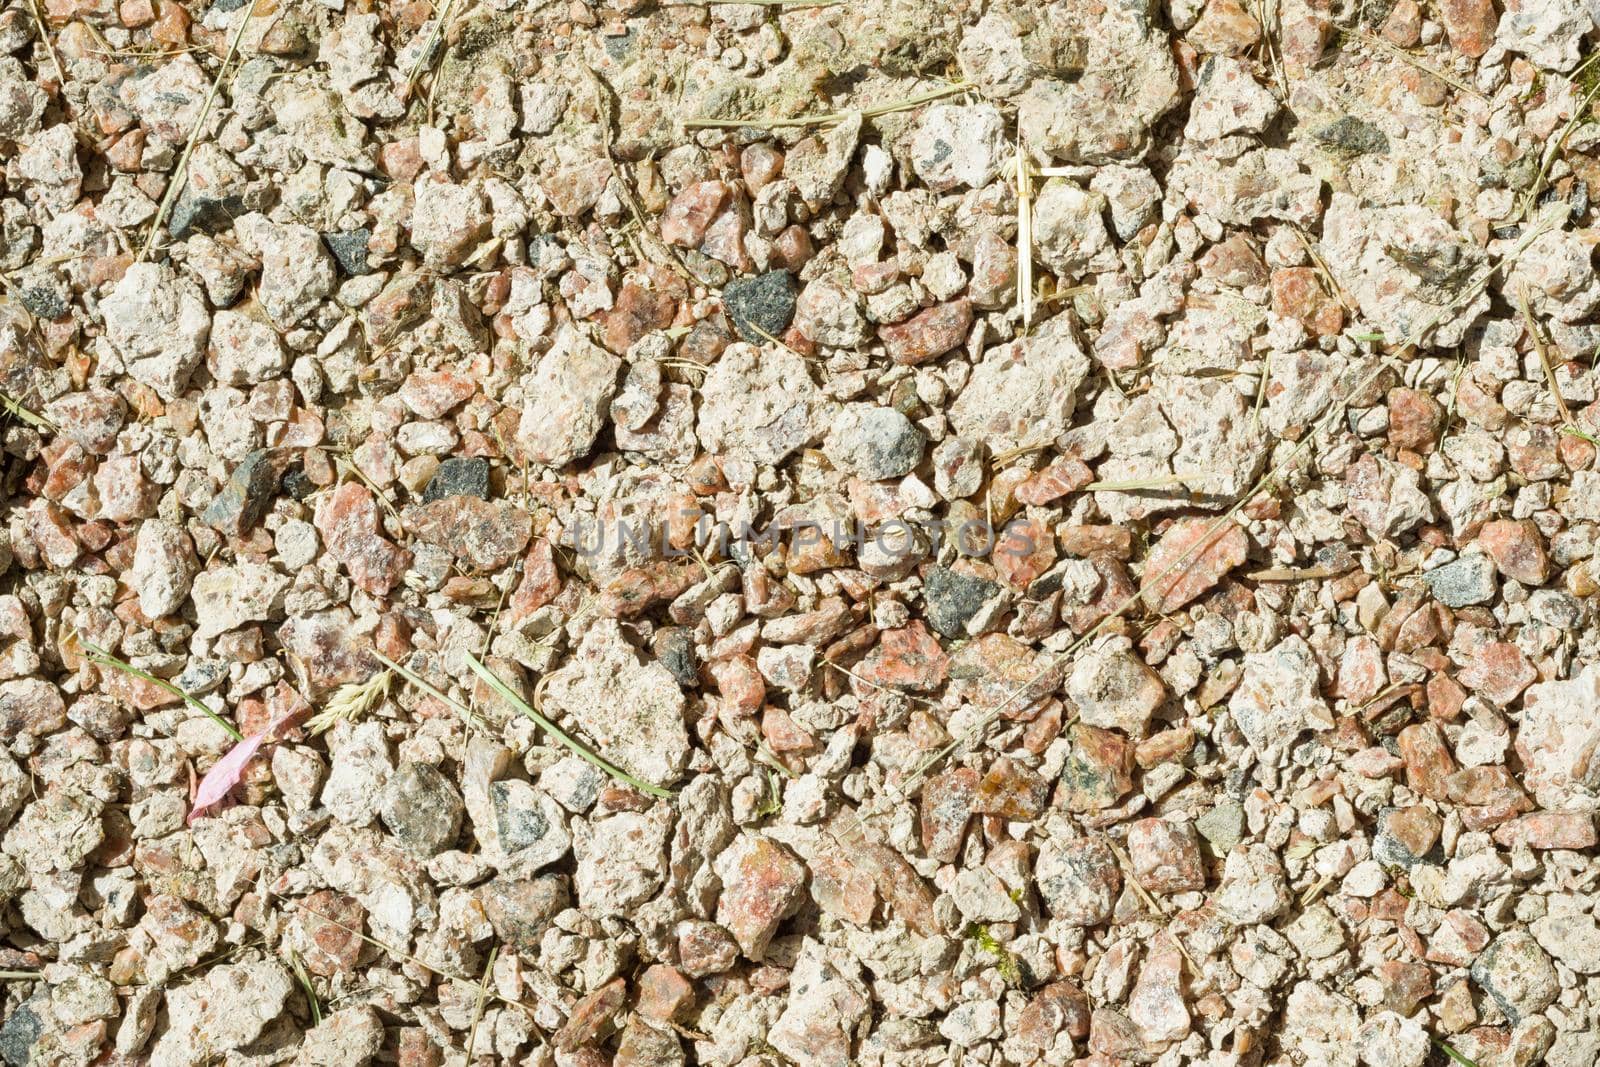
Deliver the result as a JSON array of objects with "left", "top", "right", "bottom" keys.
[
  {"left": 667, "top": 0, "right": 838, "bottom": 5},
  {"left": 1083, "top": 475, "right": 1195, "bottom": 492},
  {"left": 1520, "top": 53, "right": 1600, "bottom": 221},
  {"left": 404, "top": 0, "right": 459, "bottom": 94},
  {"left": 369, "top": 649, "right": 489, "bottom": 731},
  {"left": 683, "top": 81, "right": 969, "bottom": 129},
  {"left": 139, "top": 0, "right": 259, "bottom": 261},
  {"left": 465, "top": 943, "right": 498, "bottom": 1060},
  {"left": 80, "top": 638, "right": 244, "bottom": 741},
  {"left": 305, "top": 669, "right": 392, "bottom": 735},
  {"left": 461, "top": 651, "right": 675, "bottom": 799},
  {"left": 1349, "top": 29, "right": 1487, "bottom": 101},
  {"left": 0, "top": 970, "right": 40, "bottom": 980},
  {"left": 1518, "top": 284, "right": 1576, "bottom": 427},
  {"left": 1016, "top": 143, "right": 1034, "bottom": 328},
  {"left": 24, "top": 0, "right": 66, "bottom": 88}
]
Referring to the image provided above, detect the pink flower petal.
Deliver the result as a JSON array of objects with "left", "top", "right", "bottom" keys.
[{"left": 187, "top": 708, "right": 299, "bottom": 825}]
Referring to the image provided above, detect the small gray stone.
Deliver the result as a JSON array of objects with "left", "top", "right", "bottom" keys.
[
  {"left": 1471, "top": 931, "right": 1558, "bottom": 1024},
  {"left": 490, "top": 779, "right": 571, "bottom": 869},
  {"left": 1313, "top": 116, "right": 1388, "bottom": 156},
  {"left": 421, "top": 457, "right": 489, "bottom": 503},
  {"left": 380, "top": 762, "right": 463, "bottom": 857},
  {"left": 0, "top": 999, "right": 42, "bottom": 1067},
  {"left": 16, "top": 285, "right": 64, "bottom": 320},
  {"left": 822, "top": 403, "right": 926, "bottom": 481},
  {"left": 1196, "top": 800, "right": 1246, "bottom": 854},
  {"left": 922, "top": 565, "right": 1001, "bottom": 639},
  {"left": 202, "top": 450, "right": 281, "bottom": 535},
  {"left": 323, "top": 229, "right": 372, "bottom": 276},
  {"left": 652, "top": 626, "right": 698, "bottom": 688},
  {"left": 169, "top": 186, "right": 247, "bottom": 240},
  {"left": 1422, "top": 554, "right": 1497, "bottom": 608},
  {"left": 722, "top": 270, "right": 797, "bottom": 344}
]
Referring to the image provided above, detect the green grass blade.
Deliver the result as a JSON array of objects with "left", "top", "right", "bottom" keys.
[
  {"left": 1433, "top": 1039, "right": 1479, "bottom": 1067},
  {"left": 81, "top": 640, "right": 244, "bottom": 742},
  {"left": 461, "top": 651, "right": 673, "bottom": 799}
]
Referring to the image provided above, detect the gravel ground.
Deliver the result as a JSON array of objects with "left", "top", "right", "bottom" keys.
[{"left": 3, "top": 0, "right": 1600, "bottom": 1064}]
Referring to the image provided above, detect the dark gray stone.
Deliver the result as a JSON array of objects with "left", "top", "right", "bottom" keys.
[
  {"left": 492, "top": 781, "right": 553, "bottom": 852},
  {"left": 922, "top": 565, "right": 1001, "bottom": 638},
  {"left": 168, "top": 186, "right": 247, "bottom": 240},
  {"left": 652, "top": 626, "right": 698, "bottom": 688},
  {"left": 201, "top": 450, "right": 280, "bottom": 535},
  {"left": 380, "top": 762, "right": 463, "bottom": 857},
  {"left": 0, "top": 1001, "right": 41, "bottom": 1067},
  {"left": 1423, "top": 554, "right": 1497, "bottom": 608},
  {"left": 1313, "top": 116, "right": 1389, "bottom": 156},
  {"left": 323, "top": 229, "right": 372, "bottom": 276},
  {"left": 17, "top": 285, "right": 65, "bottom": 320},
  {"left": 722, "top": 270, "right": 797, "bottom": 343},
  {"left": 422, "top": 457, "right": 490, "bottom": 503}
]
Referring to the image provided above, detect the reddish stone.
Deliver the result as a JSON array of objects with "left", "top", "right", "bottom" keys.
[
  {"left": 603, "top": 275, "right": 681, "bottom": 355},
  {"left": 948, "top": 633, "right": 1063, "bottom": 715},
  {"left": 995, "top": 514, "right": 1057, "bottom": 588},
  {"left": 1387, "top": 388, "right": 1443, "bottom": 454},
  {"left": 760, "top": 705, "right": 816, "bottom": 754},
  {"left": 740, "top": 143, "right": 784, "bottom": 193},
  {"left": 879, "top": 299, "right": 973, "bottom": 365},
  {"left": 1477, "top": 519, "right": 1549, "bottom": 586},
  {"left": 508, "top": 539, "right": 561, "bottom": 623},
  {"left": 1446, "top": 766, "right": 1532, "bottom": 822},
  {"left": 1141, "top": 518, "right": 1249, "bottom": 614},
  {"left": 1015, "top": 981, "right": 1092, "bottom": 1051},
  {"left": 296, "top": 890, "right": 366, "bottom": 977},
  {"left": 1491, "top": 811, "right": 1597, "bottom": 850},
  {"left": 714, "top": 836, "right": 807, "bottom": 959},
  {"left": 1271, "top": 267, "right": 1343, "bottom": 338},
  {"left": 1188, "top": 0, "right": 1261, "bottom": 54},
  {"left": 1426, "top": 673, "right": 1468, "bottom": 721},
  {"left": 677, "top": 920, "right": 739, "bottom": 977},
  {"left": 1374, "top": 960, "right": 1434, "bottom": 1016},
  {"left": 554, "top": 977, "right": 627, "bottom": 1052},
  {"left": 921, "top": 766, "right": 980, "bottom": 863},
  {"left": 1135, "top": 726, "right": 1195, "bottom": 768},
  {"left": 1506, "top": 425, "right": 1562, "bottom": 482},
  {"left": 855, "top": 621, "right": 949, "bottom": 693},
  {"left": 972, "top": 757, "right": 1050, "bottom": 820},
  {"left": 1380, "top": 0, "right": 1422, "bottom": 45},
  {"left": 808, "top": 844, "right": 878, "bottom": 925},
  {"left": 1426, "top": 910, "right": 1490, "bottom": 967},
  {"left": 1198, "top": 234, "right": 1268, "bottom": 288},
  {"left": 1437, "top": 0, "right": 1496, "bottom": 56},
  {"left": 1334, "top": 636, "right": 1386, "bottom": 703},
  {"left": 660, "top": 181, "right": 731, "bottom": 248},
  {"left": 772, "top": 225, "right": 815, "bottom": 272},
  {"left": 396, "top": 1028, "right": 443, "bottom": 1067},
  {"left": 707, "top": 654, "right": 765, "bottom": 716},
  {"left": 1397, "top": 721, "right": 1456, "bottom": 800},
  {"left": 27, "top": 500, "right": 80, "bottom": 568},
  {"left": 403, "top": 497, "right": 531, "bottom": 572},
  {"left": 398, "top": 369, "right": 475, "bottom": 420},
  {"left": 1457, "top": 641, "right": 1536, "bottom": 707},
  {"left": 1059, "top": 525, "right": 1134, "bottom": 560},
  {"left": 851, "top": 261, "right": 902, "bottom": 295},
  {"left": 1127, "top": 817, "right": 1206, "bottom": 893},
  {"left": 314, "top": 483, "right": 410, "bottom": 596},
  {"left": 1016, "top": 457, "right": 1094, "bottom": 505},
  {"left": 1384, "top": 804, "right": 1441, "bottom": 860},
  {"left": 1058, "top": 724, "right": 1134, "bottom": 812}
]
